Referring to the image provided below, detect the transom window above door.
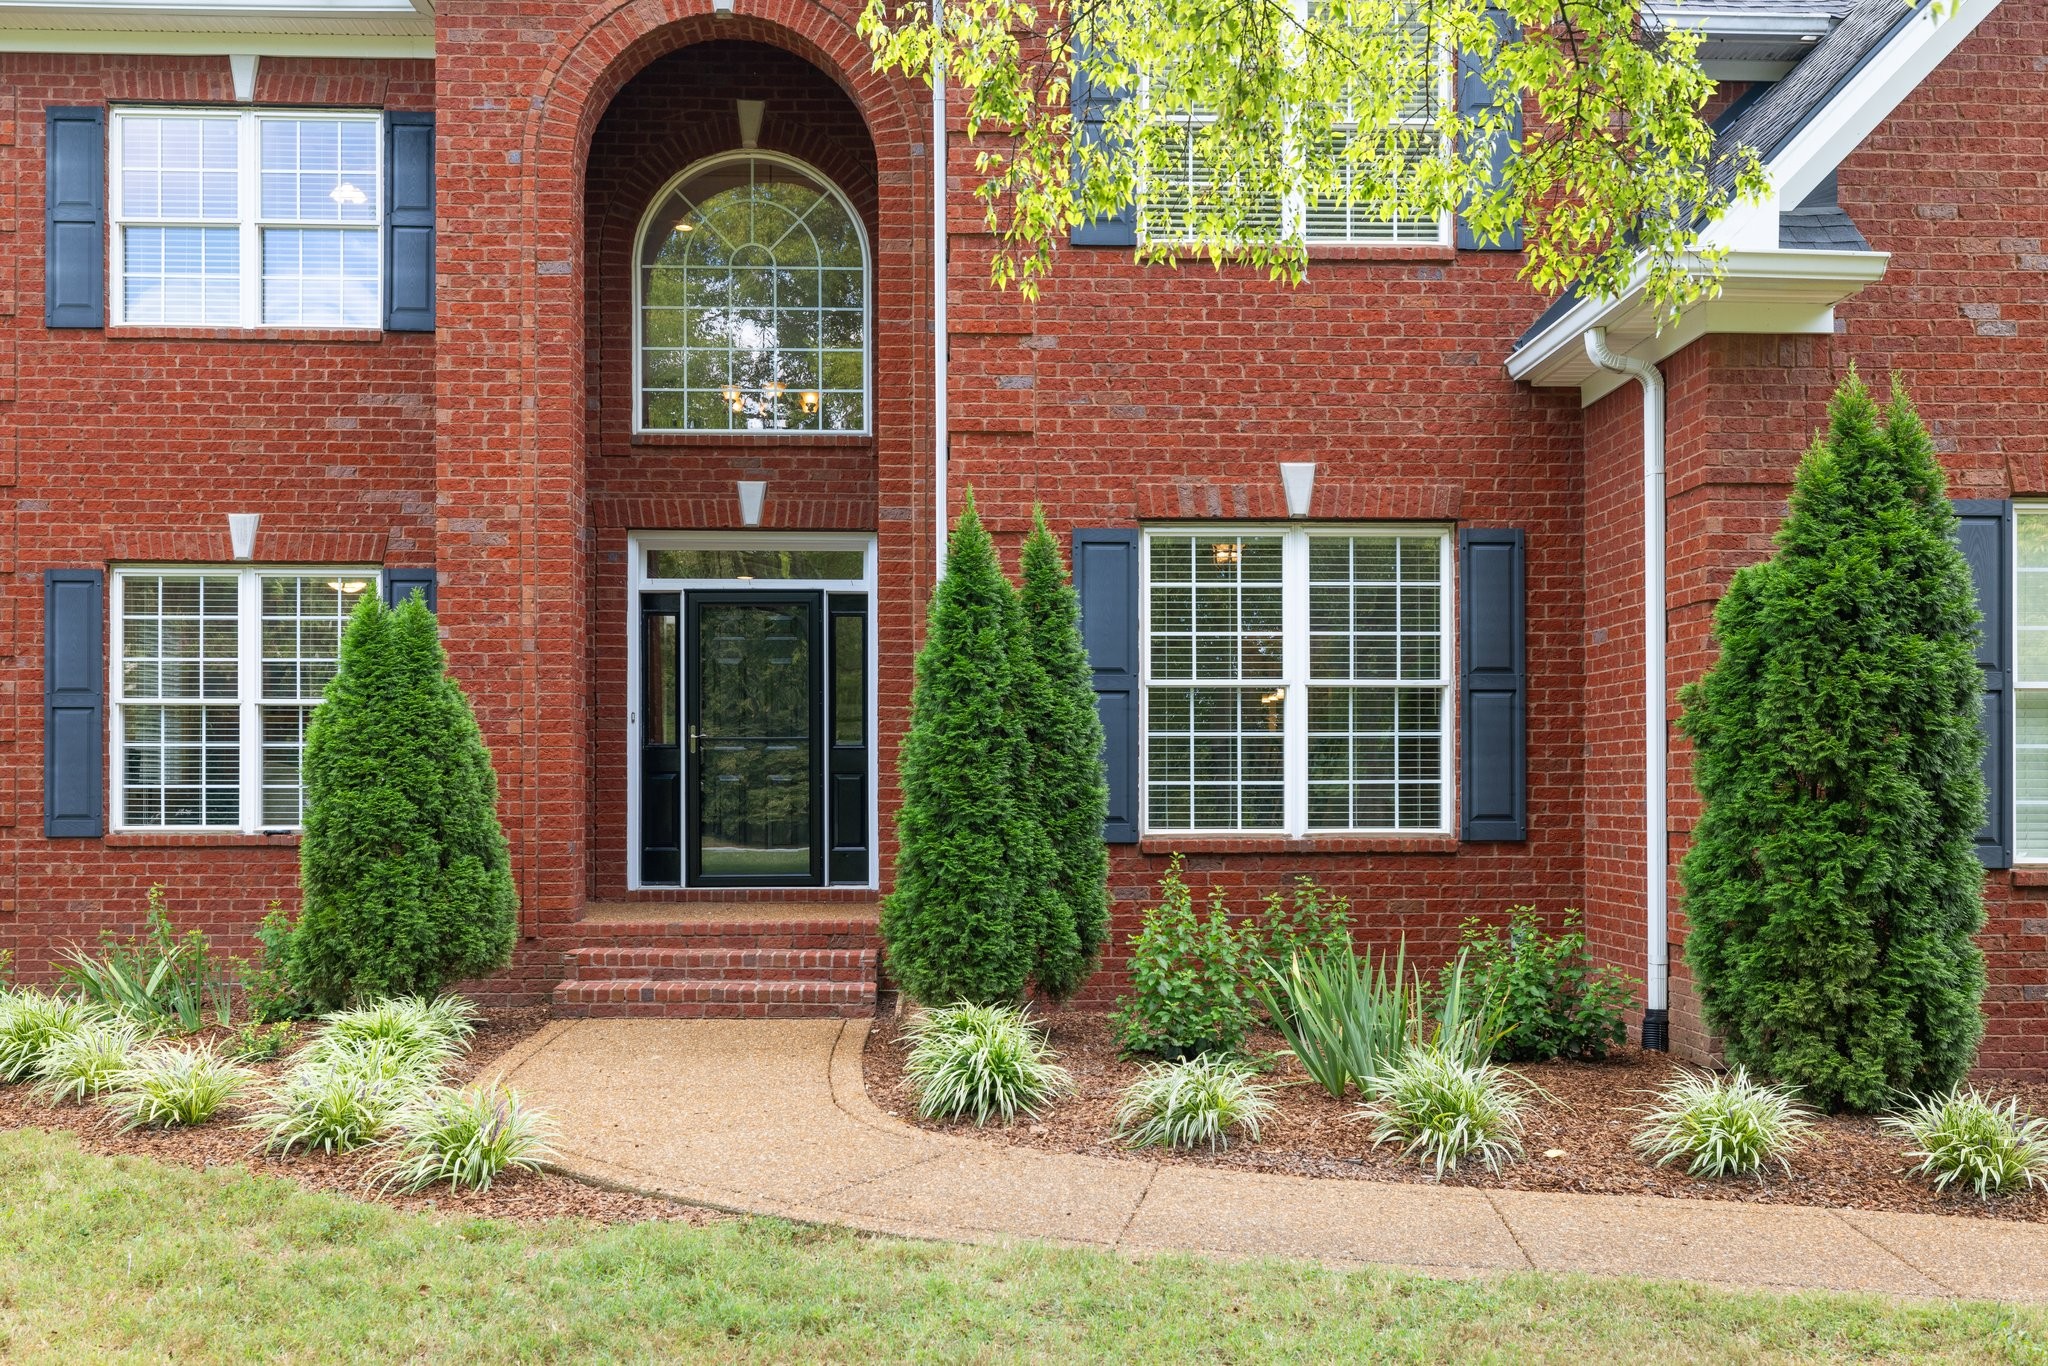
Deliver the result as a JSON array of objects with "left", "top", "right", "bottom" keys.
[{"left": 636, "top": 154, "right": 869, "bottom": 435}]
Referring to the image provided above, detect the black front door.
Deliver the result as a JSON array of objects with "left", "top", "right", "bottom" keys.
[{"left": 685, "top": 592, "right": 824, "bottom": 887}]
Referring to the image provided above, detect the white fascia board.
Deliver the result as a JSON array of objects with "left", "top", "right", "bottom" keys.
[
  {"left": 1505, "top": 249, "right": 1891, "bottom": 403},
  {"left": 1700, "top": 58, "right": 1798, "bottom": 81},
  {"left": 0, "top": 24, "right": 428, "bottom": 52}
]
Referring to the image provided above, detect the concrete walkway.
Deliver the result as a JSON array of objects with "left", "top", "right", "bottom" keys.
[{"left": 494, "top": 1018, "right": 2048, "bottom": 1302}]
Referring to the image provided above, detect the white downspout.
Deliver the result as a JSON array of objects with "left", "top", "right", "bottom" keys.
[
  {"left": 932, "top": 44, "right": 949, "bottom": 577},
  {"left": 1584, "top": 327, "right": 1670, "bottom": 1051}
]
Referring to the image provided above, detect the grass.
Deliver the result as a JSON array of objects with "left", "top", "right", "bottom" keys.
[
  {"left": 1364, "top": 1047, "right": 1530, "bottom": 1177},
  {"left": 1884, "top": 1090, "right": 2048, "bottom": 1200},
  {"left": 1116, "top": 1055, "right": 1276, "bottom": 1152},
  {"left": 104, "top": 1043, "right": 255, "bottom": 1129},
  {"left": 374, "top": 1084, "right": 556, "bottom": 1192},
  {"left": 902, "top": 1004, "right": 1073, "bottom": 1125},
  {"left": 0, "top": 1128, "right": 2041, "bottom": 1363},
  {"left": 1634, "top": 1068, "right": 1814, "bottom": 1181}
]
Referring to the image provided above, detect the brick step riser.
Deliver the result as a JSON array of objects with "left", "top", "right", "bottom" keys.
[
  {"left": 566, "top": 949, "right": 875, "bottom": 984},
  {"left": 555, "top": 1001, "right": 876, "bottom": 1020},
  {"left": 571, "top": 925, "right": 881, "bottom": 952},
  {"left": 552, "top": 979, "right": 875, "bottom": 1008}
]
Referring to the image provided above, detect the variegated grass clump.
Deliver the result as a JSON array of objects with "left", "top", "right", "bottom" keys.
[
  {"left": 1883, "top": 1090, "right": 2048, "bottom": 1201},
  {"left": 1116, "top": 1055, "right": 1276, "bottom": 1153},
  {"left": 0, "top": 991, "right": 102, "bottom": 1083},
  {"left": 33, "top": 1018, "right": 145, "bottom": 1104},
  {"left": 244, "top": 1041, "right": 433, "bottom": 1155},
  {"left": 302, "top": 996, "right": 476, "bottom": 1075},
  {"left": 1363, "top": 1047, "right": 1529, "bottom": 1177},
  {"left": 1633, "top": 1068, "right": 1813, "bottom": 1180},
  {"left": 375, "top": 1084, "right": 556, "bottom": 1193},
  {"left": 903, "top": 1003, "right": 1074, "bottom": 1125},
  {"left": 105, "top": 1043, "right": 255, "bottom": 1129}
]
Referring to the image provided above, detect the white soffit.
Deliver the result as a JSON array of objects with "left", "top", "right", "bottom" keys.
[{"left": 0, "top": 0, "right": 432, "bottom": 54}]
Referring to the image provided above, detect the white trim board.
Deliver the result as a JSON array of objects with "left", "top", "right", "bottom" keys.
[{"left": 0, "top": 25, "right": 430, "bottom": 53}]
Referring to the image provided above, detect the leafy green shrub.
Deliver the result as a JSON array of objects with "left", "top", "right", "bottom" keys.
[
  {"left": 1242, "top": 877, "right": 1352, "bottom": 982},
  {"left": 226, "top": 1020, "right": 298, "bottom": 1064},
  {"left": 1113, "top": 857, "right": 1254, "bottom": 1059},
  {"left": 1116, "top": 1055, "right": 1276, "bottom": 1152},
  {"left": 61, "top": 885, "right": 232, "bottom": 1033},
  {"left": 33, "top": 1019, "right": 144, "bottom": 1104},
  {"left": 1633, "top": 1068, "right": 1813, "bottom": 1180},
  {"left": 1450, "top": 907, "right": 1631, "bottom": 1063},
  {"left": 301, "top": 995, "right": 475, "bottom": 1075},
  {"left": 235, "top": 901, "right": 309, "bottom": 1024},
  {"left": 0, "top": 992, "right": 101, "bottom": 1083},
  {"left": 376, "top": 1085, "right": 556, "bottom": 1193},
  {"left": 1259, "top": 943, "right": 1414, "bottom": 1099},
  {"left": 903, "top": 1003, "right": 1074, "bottom": 1125},
  {"left": 1365, "top": 1048, "right": 1528, "bottom": 1177},
  {"left": 1883, "top": 1090, "right": 2048, "bottom": 1200},
  {"left": 288, "top": 591, "right": 518, "bottom": 1009},
  {"left": 244, "top": 1043, "right": 427, "bottom": 1155},
  {"left": 1677, "top": 372, "right": 1986, "bottom": 1111},
  {"left": 1424, "top": 950, "right": 1508, "bottom": 1067},
  {"left": 106, "top": 1043, "right": 254, "bottom": 1128}
]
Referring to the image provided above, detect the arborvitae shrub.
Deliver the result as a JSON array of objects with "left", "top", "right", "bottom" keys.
[
  {"left": 1677, "top": 370, "right": 1986, "bottom": 1111},
  {"left": 1015, "top": 508, "right": 1111, "bottom": 999},
  {"left": 883, "top": 493, "right": 1035, "bottom": 1005},
  {"left": 287, "top": 592, "right": 518, "bottom": 1008}
]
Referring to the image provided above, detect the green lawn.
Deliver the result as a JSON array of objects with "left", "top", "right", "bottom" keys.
[{"left": 0, "top": 1128, "right": 2040, "bottom": 1364}]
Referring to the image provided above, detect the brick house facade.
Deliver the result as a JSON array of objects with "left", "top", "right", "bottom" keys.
[{"left": 0, "top": 0, "right": 2040, "bottom": 1069}]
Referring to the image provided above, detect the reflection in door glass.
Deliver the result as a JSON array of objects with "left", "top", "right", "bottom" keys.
[
  {"left": 833, "top": 613, "right": 864, "bottom": 747},
  {"left": 649, "top": 615, "right": 679, "bottom": 746},
  {"left": 650, "top": 548, "right": 864, "bottom": 581},
  {"left": 698, "top": 602, "right": 812, "bottom": 879}
]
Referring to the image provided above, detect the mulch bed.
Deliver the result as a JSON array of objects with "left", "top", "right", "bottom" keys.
[
  {"left": 0, "top": 1006, "right": 724, "bottom": 1228},
  {"left": 864, "top": 1005, "right": 2048, "bottom": 1223}
]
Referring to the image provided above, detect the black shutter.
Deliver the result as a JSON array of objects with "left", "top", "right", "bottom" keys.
[
  {"left": 384, "top": 112, "right": 435, "bottom": 332},
  {"left": 383, "top": 567, "right": 437, "bottom": 613},
  {"left": 1459, "top": 527, "right": 1526, "bottom": 840},
  {"left": 45, "top": 106, "right": 106, "bottom": 329},
  {"left": 1955, "top": 499, "right": 2012, "bottom": 868},
  {"left": 1073, "top": 529, "right": 1140, "bottom": 842},
  {"left": 1454, "top": 10, "right": 1524, "bottom": 252},
  {"left": 1069, "top": 35, "right": 1137, "bottom": 248},
  {"left": 45, "top": 569, "right": 105, "bottom": 837}
]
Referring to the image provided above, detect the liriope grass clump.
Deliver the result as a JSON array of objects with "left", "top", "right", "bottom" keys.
[
  {"left": 376, "top": 1084, "right": 556, "bottom": 1192},
  {"left": 0, "top": 991, "right": 101, "bottom": 1083},
  {"left": 903, "top": 1003, "right": 1074, "bottom": 1125},
  {"left": 1633, "top": 1068, "right": 1813, "bottom": 1180},
  {"left": 303, "top": 995, "right": 475, "bottom": 1075},
  {"left": 33, "top": 1018, "right": 144, "bottom": 1104},
  {"left": 1364, "top": 1047, "right": 1528, "bottom": 1177},
  {"left": 1884, "top": 1090, "right": 2048, "bottom": 1200},
  {"left": 1116, "top": 1056, "right": 1275, "bottom": 1153},
  {"left": 106, "top": 1043, "right": 255, "bottom": 1129},
  {"left": 244, "top": 1041, "right": 430, "bottom": 1155}
]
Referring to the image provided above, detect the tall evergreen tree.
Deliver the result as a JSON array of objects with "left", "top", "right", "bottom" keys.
[
  {"left": 883, "top": 492, "right": 1034, "bottom": 1005},
  {"left": 1017, "top": 507, "right": 1110, "bottom": 998},
  {"left": 1677, "top": 370, "right": 1986, "bottom": 1110},
  {"left": 288, "top": 590, "right": 518, "bottom": 1007}
]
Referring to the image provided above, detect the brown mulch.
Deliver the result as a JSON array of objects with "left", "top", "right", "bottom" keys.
[
  {"left": 0, "top": 1006, "right": 725, "bottom": 1228},
  {"left": 864, "top": 1005, "right": 2048, "bottom": 1223}
]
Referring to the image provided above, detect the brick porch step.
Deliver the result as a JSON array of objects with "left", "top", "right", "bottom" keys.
[
  {"left": 563, "top": 946, "right": 874, "bottom": 983},
  {"left": 551, "top": 976, "right": 875, "bottom": 1019}
]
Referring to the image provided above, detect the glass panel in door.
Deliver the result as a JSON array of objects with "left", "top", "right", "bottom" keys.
[{"left": 688, "top": 594, "right": 822, "bottom": 885}]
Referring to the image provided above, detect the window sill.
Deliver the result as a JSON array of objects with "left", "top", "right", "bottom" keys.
[
  {"left": 103, "top": 831, "right": 301, "bottom": 849},
  {"left": 1134, "top": 241, "right": 1457, "bottom": 264},
  {"left": 104, "top": 326, "right": 391, "bottom": 344},
  {"left": 629, "top": 432, "right": 874, "bottom": 448},
  {"left": 2010, "top": 867, "right": 2048, "bottom": 887},
  {"left": 1139, "top": 835, "right": 1460, "bottom": 856}
]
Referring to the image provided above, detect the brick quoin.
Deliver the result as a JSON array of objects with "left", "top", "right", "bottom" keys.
[{"left": 0, "top": 1, "right": 2042, "bottom": 1071}]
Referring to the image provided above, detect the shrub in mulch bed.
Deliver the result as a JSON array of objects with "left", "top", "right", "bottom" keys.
[{"left": 864, "top": 1005, "right": 2048, "bottom": 1223}]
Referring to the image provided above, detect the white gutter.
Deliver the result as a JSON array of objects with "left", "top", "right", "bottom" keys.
[
  {"left": 932, "top": 47, "right": 949, "bottom": 576},
  {"left": 1584, "top": 327, "right": 1670, "bottom": 1051}
]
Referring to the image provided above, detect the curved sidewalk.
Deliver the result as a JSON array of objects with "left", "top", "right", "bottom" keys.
[{"left": 495, "top": 1018, "right": 2048, "bottom": 1302}]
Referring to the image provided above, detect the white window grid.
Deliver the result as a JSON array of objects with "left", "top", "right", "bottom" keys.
[
  {"left": 110, "top": 567, "right": 379, "bottom": 833},
  {"left": 1137, "top": 14, "right": 1452, "bottom": 247},
  {"left": 2015, "top": 506, "right": 2048, "bottom": 860},
  {"left": 1140, "top": 526, "right": 1454, "bottom": 837},
  {"left": 632, "top": 151, "right": 872, "bottom": 436},
  {"left": 109, "top": 108, "right": 384, "bottom": 330}
]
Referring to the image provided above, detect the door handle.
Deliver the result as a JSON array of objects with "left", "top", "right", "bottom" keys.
[{"left": 688, "top": 725, "right": 698, "bottom": 755}]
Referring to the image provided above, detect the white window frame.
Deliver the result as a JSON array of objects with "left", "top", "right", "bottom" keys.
[
  {"left": 108, "top": 106, "right": 385, "bottom": 330},
  {"left": 1139, "top": 524, "right": 1455, "bottom": 837},
  {"left": 1136, "top": 14, "right": 1454, "bottom": 248},
  {"left": 629, "top": 150, "right": 874, "bottom": 437},
  {"left": 2016, "top": 505, "right": 2048, "bottom": 861},
  {"left": 109, "top": 566, "right": 381, "bottom": 834},
  {"left": 624, "top": 532, "right": 880, "bottom": 889}
]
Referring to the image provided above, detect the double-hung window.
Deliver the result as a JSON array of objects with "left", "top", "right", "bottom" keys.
[
  {"left": 2016, "top": 509, "right": 2048, "bottom": 858},
  {"left": 1142, "top": 528, "right": 1452, "bottom": 836},
  {"left": 111, "top": 109, "right": 383, "bottom": 328},
  {"left": 112, "top": 569, "right": 376, "bottom": 831}
]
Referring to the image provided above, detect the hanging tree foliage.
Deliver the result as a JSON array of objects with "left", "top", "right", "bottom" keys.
[
  {"left": 859, "top": 0, "right": 1769, "bottom": 312},
  {"left": 1677, "top": 371, "right": 1986, "bottom": 1111}
]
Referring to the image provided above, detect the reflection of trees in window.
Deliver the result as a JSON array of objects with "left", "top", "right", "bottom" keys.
[
  {"left": 639, "top": 155, "right": 867, "bottom": 434},
  {"left": 699, "top": 603, "right": 813, "bottom": 862}
]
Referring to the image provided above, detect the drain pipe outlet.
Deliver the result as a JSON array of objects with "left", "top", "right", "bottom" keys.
[{"left": 1584, "top": 327, "right": 1670, "bottom": 1053}]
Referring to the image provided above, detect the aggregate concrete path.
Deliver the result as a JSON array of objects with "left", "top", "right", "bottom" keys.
[{"left": 493, "top": 1018, "right": 2048, "bottom": 1303}]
